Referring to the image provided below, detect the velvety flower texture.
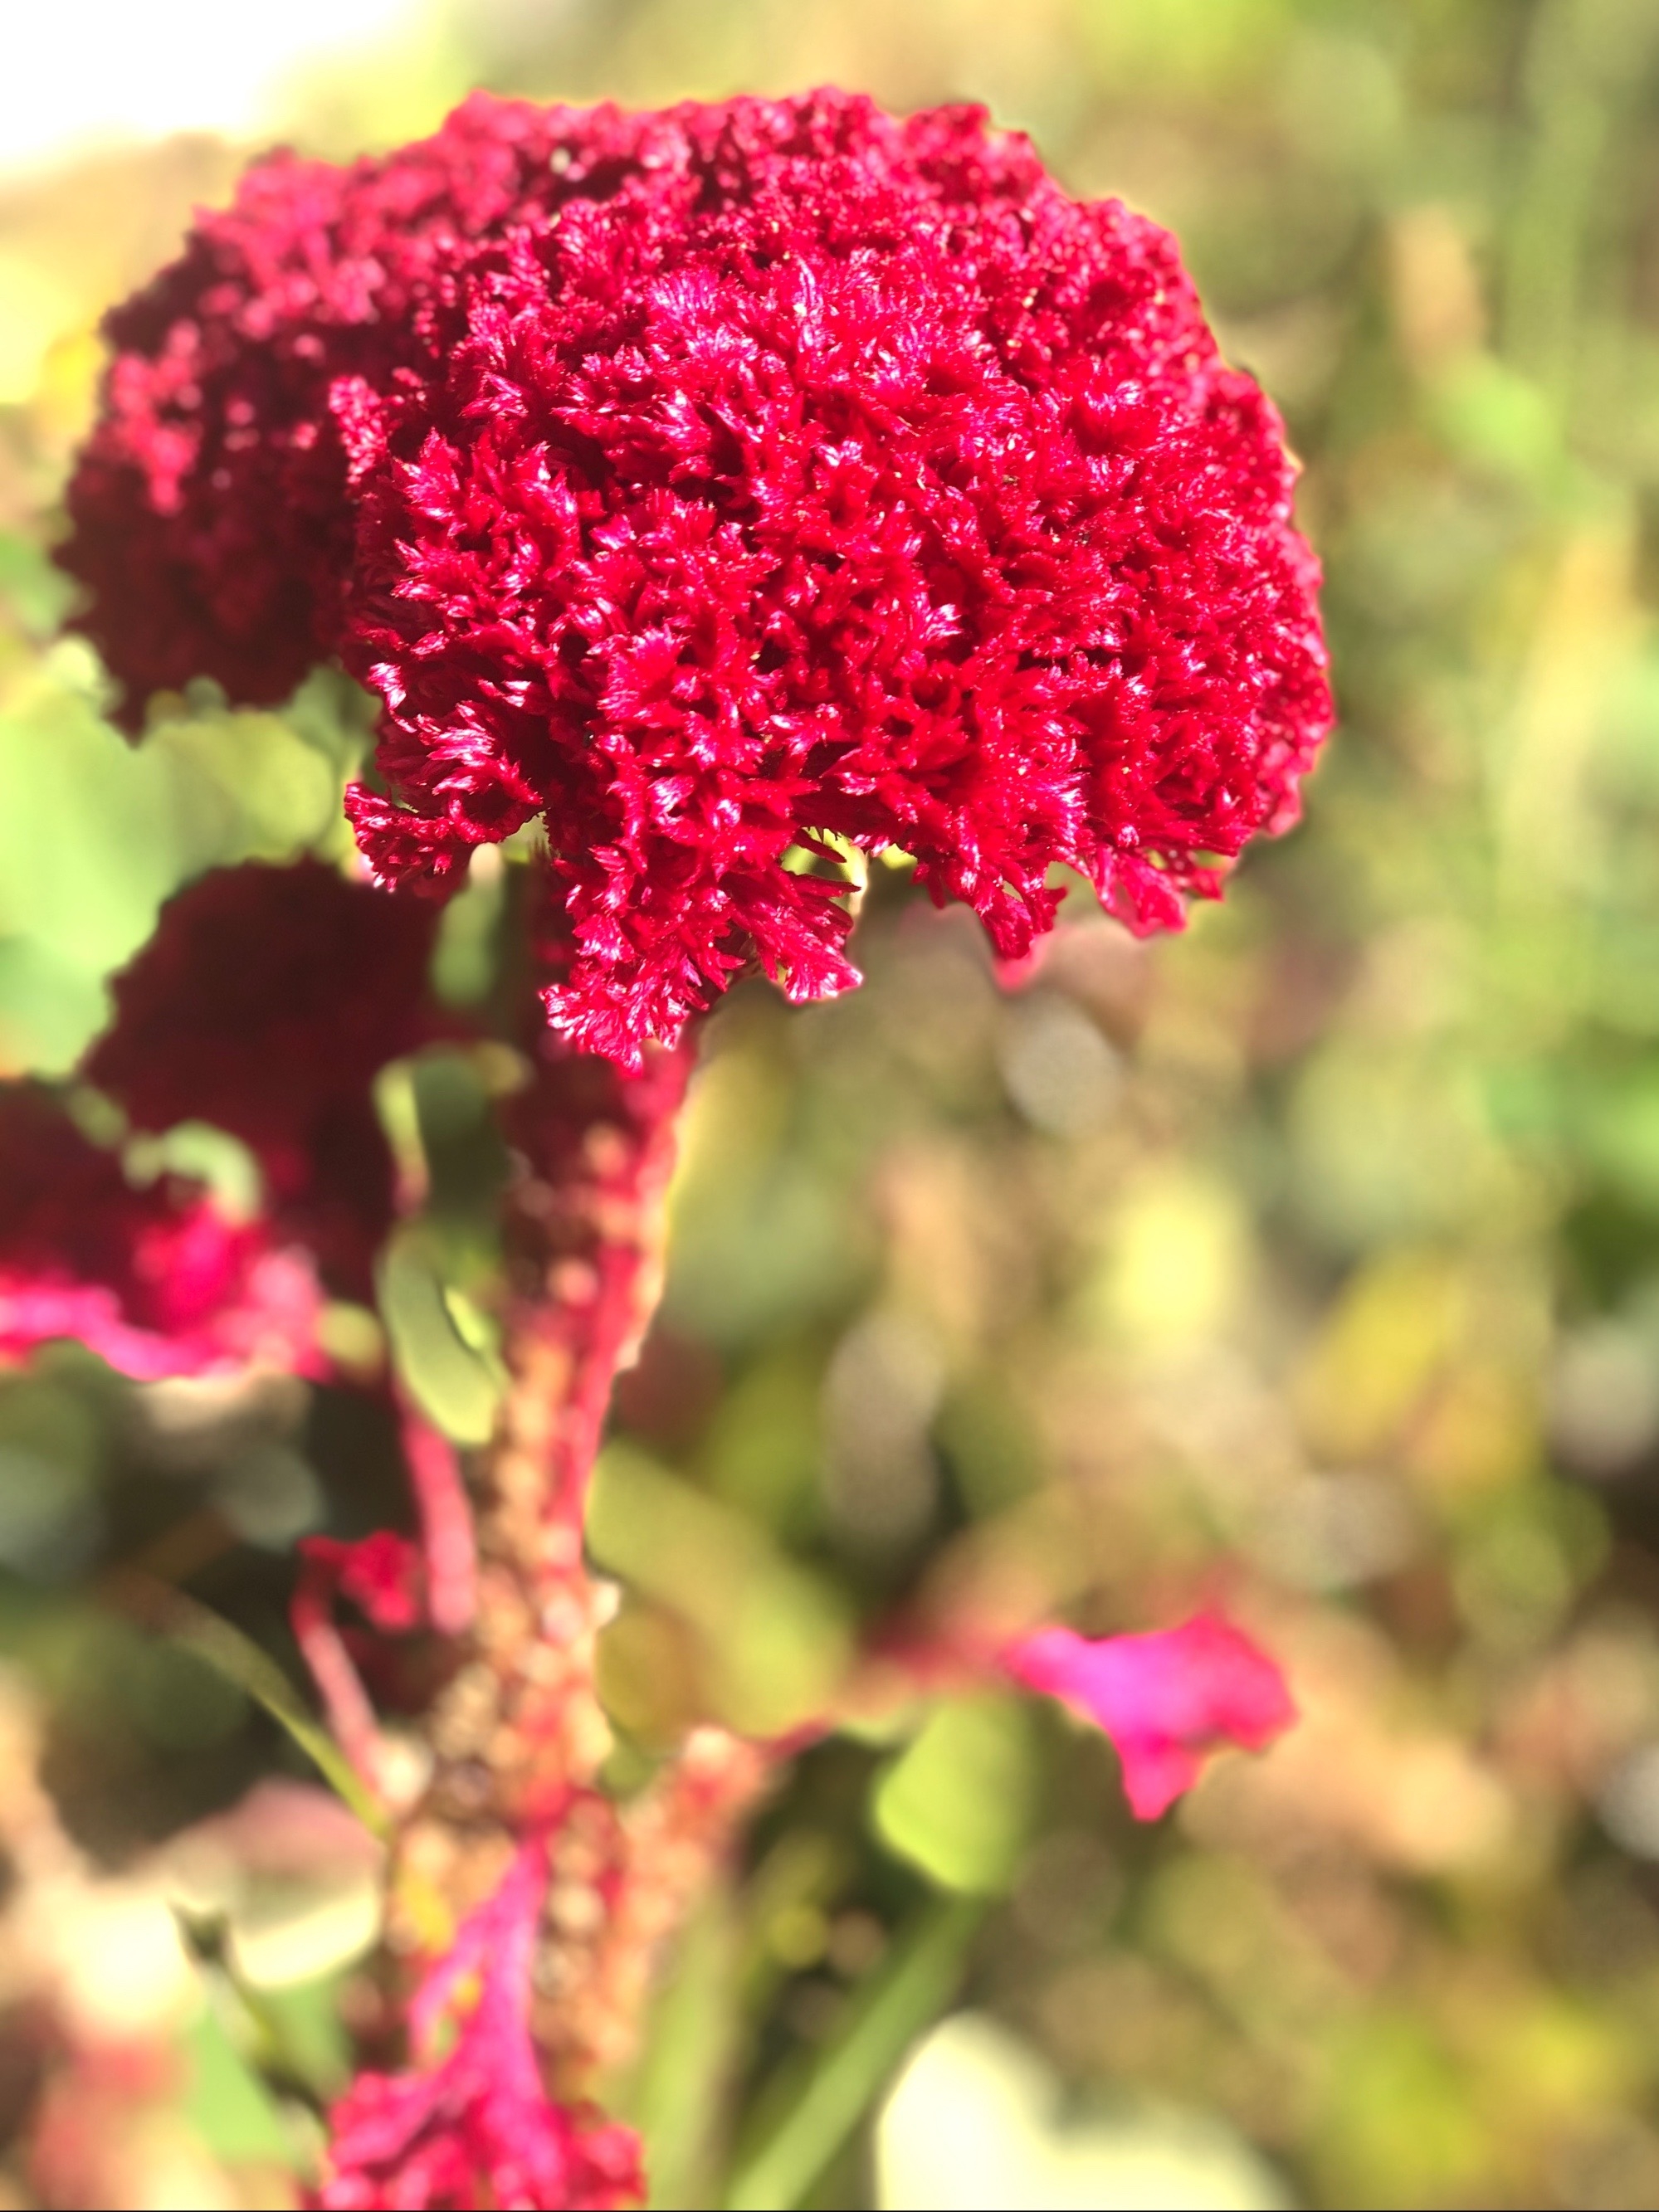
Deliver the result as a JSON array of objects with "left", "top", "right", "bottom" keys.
[
  {"left": 0, "top": 1084, "right": 323, "bottom": 1381},
  {"left": 313, "top": 1840, "right": 643, "bottom": 2211},
  {"left": 82, "top": 859, "right": 450, "bottom": 1295},
  {"left": 56, "top": 97, "right": 588, "bottom": 720},
  {"left": 62, "top": 90, "right": 1330, "bottom": 1069},
  {"left": 1003, "top": 1615, "right": 1297, "bottom": 1820}
]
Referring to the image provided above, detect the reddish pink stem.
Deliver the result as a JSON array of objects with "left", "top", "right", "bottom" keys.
[
  {"left": 399, "top": 1400, "right": 477, "bottom": 1635},
  {"left": 290, "top": 1571, "right": 383, "bottom": 1786}
]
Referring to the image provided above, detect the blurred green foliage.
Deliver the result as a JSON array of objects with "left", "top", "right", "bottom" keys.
[{"left": 7, "top": 0, "right": 1659, "bottom": 2205}]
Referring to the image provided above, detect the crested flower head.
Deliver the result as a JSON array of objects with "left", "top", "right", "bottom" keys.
[
  {"left": 56, "top": 97, "right": 589, "bottom": 719},
  {"left": 62, "top": 91, "right": 1330, "bottom": 1069},
  {"left": 82, "top": 859, "right": 450, "bottom": 1294}
]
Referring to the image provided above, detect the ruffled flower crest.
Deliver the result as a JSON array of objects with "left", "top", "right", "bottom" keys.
[{"left": 61, "top": 90, "right": 1331, "bottom": 1071}]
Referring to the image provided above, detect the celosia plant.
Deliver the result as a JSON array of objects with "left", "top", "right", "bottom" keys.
[{"left": 37, "top": 88, "right": 1329, "bottom": 2210}]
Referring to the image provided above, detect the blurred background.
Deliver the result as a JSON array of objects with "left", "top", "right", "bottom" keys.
[{"left": 6, "top": 1, "right": 1659, "bottom": 2206}]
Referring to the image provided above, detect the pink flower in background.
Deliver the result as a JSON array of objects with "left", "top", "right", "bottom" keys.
[
  {"left": 62, "top": 90, "right": 1330, "bottom": 1071},
  {"left": 1003, "top": 1614, "right": 1296, "bottom": 1819},
  {"left": 313, "top": 1840, "right": 643, "bottom": 2211},
  {"left": 82, "top": 858, "right": 452, "bottom": 1297},
  {"left": 0, "top": 1084, "right": 324, "bottom": 1382}
]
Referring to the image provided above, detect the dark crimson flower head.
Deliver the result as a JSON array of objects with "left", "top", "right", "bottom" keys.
[
  {"left": 56, "top": 98, "right": 588, "bottom": 719},
  {"left": 82, "top": 858, "right": 451, "bottom": 1294},
  {"left": 62, "top": 90, "right": 1330, "bottom": 1069}
]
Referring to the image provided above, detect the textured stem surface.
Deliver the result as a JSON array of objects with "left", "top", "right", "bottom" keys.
[{"left": 383, "top": 1033, "right": 770, "bottom": 2096}]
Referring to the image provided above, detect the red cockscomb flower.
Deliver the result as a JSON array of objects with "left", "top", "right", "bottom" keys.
[
  {"left": 313, "top": 1839, "right": 643, "bottom": 2211},
  {"left": 0, "top": 1083, "right": 323, "bottom": 1381},
  {"left": 337, "top": 95, "right": 1330, "bottom": 1064},
  {"left": 62, "top": 91, "right": 1330, "bottom": 1069},
  {"left": 82, "top": 859, "right": 451, "bottom": 1295}
]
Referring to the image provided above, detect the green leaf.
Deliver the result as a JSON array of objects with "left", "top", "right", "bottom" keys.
[
  {"left": 183, "top": 2005, "right": 297, "bottom": 2165},
  {"left": 588, "top": 1445, "right": 852, "bottom": 1739},
  {"left": 618, "top": 1890, "right": 741, "bottom": 2210},
  {"left": 0, "top": 529, "right": 75, "bottom": 637},
  {"left": 725, "top": 1897, "right": 983, "bottom": 2212},
  {"left": 101, "top": 1570, "right": 388, "bottom": 1840},
  {"left": 378, "top": 1225, "right": 504, "bottom": 1445},
  {"left": 871, "top": 1694, "right": 1037, "bottom": 1896}
]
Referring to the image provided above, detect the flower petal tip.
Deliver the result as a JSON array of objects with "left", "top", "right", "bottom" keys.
[{"left": 1002, "top": 1613, "right": 1295, "bottom": 1820}]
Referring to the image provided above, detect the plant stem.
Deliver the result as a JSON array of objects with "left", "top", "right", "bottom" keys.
[{"left": 378, "top": 1031, "right": 772, "bottom": 2095}]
